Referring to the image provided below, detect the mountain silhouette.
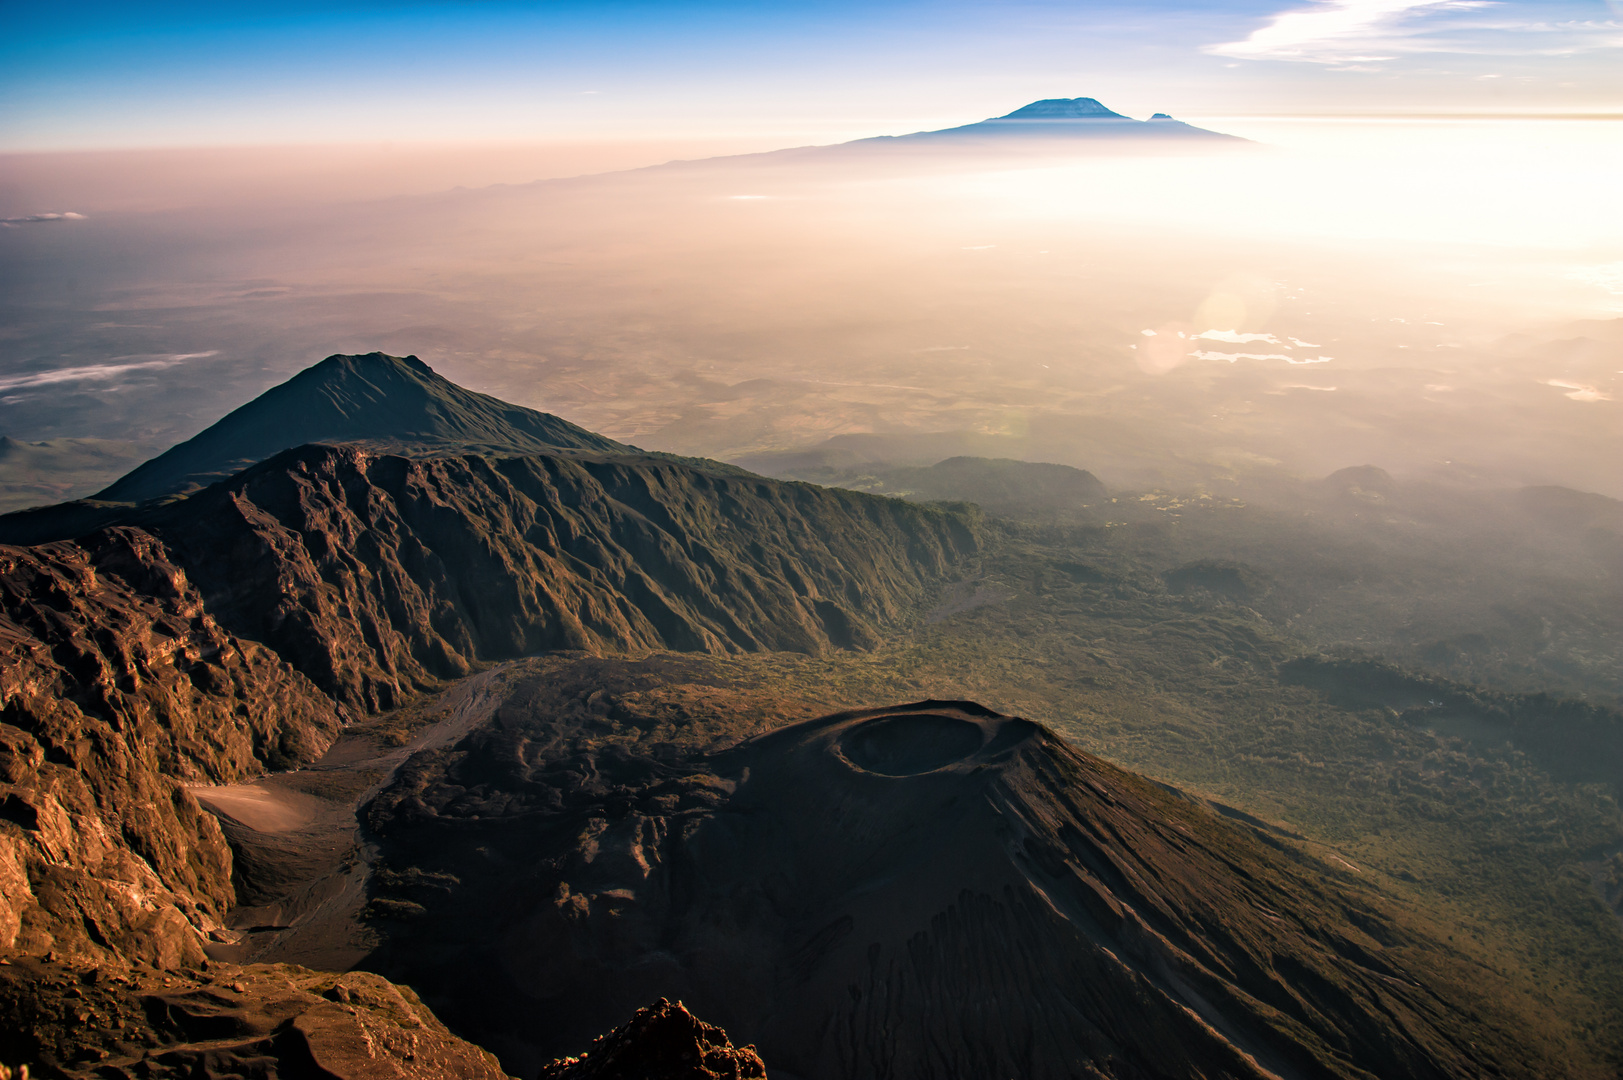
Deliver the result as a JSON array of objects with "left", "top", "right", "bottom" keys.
[
  {"left": 95, "top": 352, "right": 625, "bottom": 504},
  {"left": 859, "top": 96, "right": 1244, "bottom": 146}
]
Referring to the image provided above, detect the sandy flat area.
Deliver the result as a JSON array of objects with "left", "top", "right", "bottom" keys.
[{"left": 188, "top": 782, "right": 323, "bottom": 834}]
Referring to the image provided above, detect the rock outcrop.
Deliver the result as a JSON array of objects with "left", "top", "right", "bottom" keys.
[
  {"left": 364, "top": 692, "right": 1532, "bottom": 1079},
  {"left": 538, "top": 998, "right": 766, "bottom": 1080},
  {"left": 0, "top": 955, "right": 511, "bottom": 1080},
  {"left": 0, "top": 529, "right": 343, "bottom": 968}
]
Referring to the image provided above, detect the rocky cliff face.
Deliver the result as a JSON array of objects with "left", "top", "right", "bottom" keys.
[
  {"left": 0, "top": 440, "right": 974, "bottom": 969},
  {"left": 0, "top": 528, "right": 344, "bottom": 969},
  {"left": 364, "top": 686, "right": 1532, "bottom": 1080},
  {"left": 141, "top": 445, "right": 976, "bottom": 711}
]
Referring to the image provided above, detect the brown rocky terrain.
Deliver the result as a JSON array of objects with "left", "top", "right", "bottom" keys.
[
  {"left": 140, "top": 443, "right": 976, "bottom": 711},
  {"left": 0, "top": 354, "right": 977, "bottom": 977},
  {"left": 0, "top": 528, "right": 343, "bottom": 970},
  {"left": 0, "top": 357, "right": 982, "bottom": 1077},
  {"left": 0, "top": 352, "right": 1583, "bottom": 1079},
  {"left": 0, "top": 954, "right": 511, "bottom": 1079},
  {"left": 362, "top": 675, "right": 1537, "bottom": 1080}
]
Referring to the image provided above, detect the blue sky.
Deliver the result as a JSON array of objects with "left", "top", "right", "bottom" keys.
[{"left": 3, "top": 1, "right": 1620, "bottom": 149}]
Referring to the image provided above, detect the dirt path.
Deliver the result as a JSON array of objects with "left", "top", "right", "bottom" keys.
[{"left": 195, "top": 664, "right": 514, "bottom": 971}]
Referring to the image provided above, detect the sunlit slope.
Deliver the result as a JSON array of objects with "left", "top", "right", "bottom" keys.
[{"left": 96, "top": 351, "right": 626, "bottom": 504}]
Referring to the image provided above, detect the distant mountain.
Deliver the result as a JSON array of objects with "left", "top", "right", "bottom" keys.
[
  {"left": 875, "top": 456, "right": 1107, "bottom": 512},
  {"left": 737, "top": 446, "right": 1111, "bottom": 519},
  {"left": 857, "top": 96, "right": 1244, "bottom": 146},
  {"left": 95, "top": 351, "right": 626, "bottom": 504},
  {"left": 648, "top": 96, "right": 1244, "bottom": 177}
]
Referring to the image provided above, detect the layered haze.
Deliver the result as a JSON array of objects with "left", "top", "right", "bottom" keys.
[{"left": 1, "top": 109, "right": 1619, "bottom": 507}]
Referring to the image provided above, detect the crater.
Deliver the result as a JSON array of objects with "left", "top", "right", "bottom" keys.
[{"left": 841, "top": 713, "right": 984, "bottom": 776}]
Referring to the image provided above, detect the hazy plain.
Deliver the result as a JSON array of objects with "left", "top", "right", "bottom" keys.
[{"left": 0, "top": 114, "right": 1619, "bottom": 509}]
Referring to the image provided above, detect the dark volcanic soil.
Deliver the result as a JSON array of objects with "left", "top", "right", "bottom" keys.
[{"left": 354, "top": 664, "right": 1535, "bottom": 1080}]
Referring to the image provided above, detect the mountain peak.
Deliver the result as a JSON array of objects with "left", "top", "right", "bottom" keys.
[
  {"left": 92, "top": 351, "right": 626, "bottom": 504},
  {"left": 999, "top": 97, "right": 1127, "bottom": 120},
  {"left": 314, "top": 350, "right": 433, "bottom": 376}
]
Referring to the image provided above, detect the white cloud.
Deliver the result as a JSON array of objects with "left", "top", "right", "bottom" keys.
[
  {"left": 1190, "top": 350, "right": 1297, "bottom": 362},
  {"left": 1545, "top": 379, "right": 1613, "bottom": 402},
  {"left": 1195, "top": 329, "right": 1281, "bottom": 344},
  {"left": 1207, "top": 1, "right": 1623, "bottom": 64},
  {"left": 0, "top": 352, "right": 218, "bottom": 393},
  {"left": 0, "top": 211, "right": 87, "bottom": 228}
]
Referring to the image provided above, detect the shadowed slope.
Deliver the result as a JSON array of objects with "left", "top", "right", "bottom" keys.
[
  {"left": 364, "top": 693, "right": 1531, "bottom": 1080},
  {"left": 95, "top": 352, "right": 625, "bottom": 504}
]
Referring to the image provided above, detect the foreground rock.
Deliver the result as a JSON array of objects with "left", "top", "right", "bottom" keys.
[
  {"left": 538, "top": 998, "right": 765, "bottom": 1080},
  {"left": 0, "top": 955, "right": 510, "bottom": 1080},
  {"left": 365, "top": 688, "right": 1537, "bottom": 1079}
]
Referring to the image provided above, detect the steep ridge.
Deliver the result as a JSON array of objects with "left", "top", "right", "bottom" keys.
[
  {"left": 96, "top": 352, "right": 626, "bottom": 505},
  {"left": 131, "top": 444, "right": 975, "bottom": 711},
  {"left": 364, "top": 686, "right": 1532, "bottom": 1080},
  {"left": 0, "top": 356, "right": 976, "bottom": 980},
  {"left": 0, "top": 528, "right": 343, "bottom": 968}
]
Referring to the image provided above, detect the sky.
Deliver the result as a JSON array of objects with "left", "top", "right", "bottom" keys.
[{"left": 3, "top": 0, "right": 1622, "bottom": 150}]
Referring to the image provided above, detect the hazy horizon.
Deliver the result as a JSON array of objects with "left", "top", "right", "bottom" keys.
[{"left": 3, "top": 1, "right": 1620, "bottom": 505}]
